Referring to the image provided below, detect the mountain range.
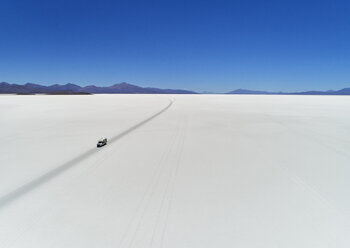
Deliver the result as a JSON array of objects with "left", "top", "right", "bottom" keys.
[
  {"left": 1, "top": 82, "right": 350, "bottom": 95},
  {"left": 226, "top": 88, "right": 350, "bottom": 95},
  {"left": 0, "top": 82, "right": 196, "bottom": 94}
]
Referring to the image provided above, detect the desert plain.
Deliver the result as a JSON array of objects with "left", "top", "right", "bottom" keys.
[{"left": 0, "top": 94, "right": 350, "bottom": 247}]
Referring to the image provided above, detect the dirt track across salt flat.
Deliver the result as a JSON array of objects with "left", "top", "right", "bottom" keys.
[{"left": 0, "top": 94, "right": 349, "bottom": 247}]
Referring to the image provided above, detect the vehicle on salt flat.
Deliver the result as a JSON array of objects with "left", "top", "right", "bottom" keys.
[{"left": 97, "top": 138, "right": 107, "bottom": 147}]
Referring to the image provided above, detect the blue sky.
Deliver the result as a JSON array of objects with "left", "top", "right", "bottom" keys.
[{"left": 0, "top": 0, "right": 349, "bottom": 92}]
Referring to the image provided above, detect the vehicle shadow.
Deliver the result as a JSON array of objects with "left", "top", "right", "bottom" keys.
[{"left": 0, "top": 99, "right": 173, "bottom": 209}]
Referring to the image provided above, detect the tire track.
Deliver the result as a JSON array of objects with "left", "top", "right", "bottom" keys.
[
  {"left": 124, "top": 119, "right": 182, "bottom": 248},
  {"left": 151, "top": 116, "right": 188, "bottom": 248},
  {"left": 117, "top": 120, "right": 181, "bottom": 248},
  {"left": 0, "top": 98, "right": 174, "bottom": 209}
]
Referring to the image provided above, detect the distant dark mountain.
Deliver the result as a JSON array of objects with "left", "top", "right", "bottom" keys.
[
  {"left": 0, "top": 82, "right": 36, "bottom": 94},
  {"left": 82, "top": 82, "right": 145, "bottom": 93},
  {"left": 0, "top": 82, "right": 197, "bottom": 94},
  {"left": 226, "top": 88, "right": 350, "bottom": 95},
  {"left": 0, "top": 82, "right": 84, "bottom": 94},
  {"left": 80, "top": 83, "right": 197, "bottom": 94},
  {"left": 47, "top": 83, "right": 82, "bottom": 92},
  {"left": 336, "top": 88, "right": 350, "bottom": 95}
]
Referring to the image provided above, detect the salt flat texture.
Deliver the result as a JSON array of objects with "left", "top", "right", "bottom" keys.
[{"left": 0, "top": 94, "right": 349, "bottom": 247}]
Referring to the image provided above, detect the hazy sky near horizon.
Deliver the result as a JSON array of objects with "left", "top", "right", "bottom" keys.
[{"left": 0, "top": 0, "right": 349, "bottom": 92}]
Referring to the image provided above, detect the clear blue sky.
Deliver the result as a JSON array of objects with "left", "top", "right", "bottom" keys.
[{"left": 0, "top": 0, "right": 349, "bottom": 92}]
